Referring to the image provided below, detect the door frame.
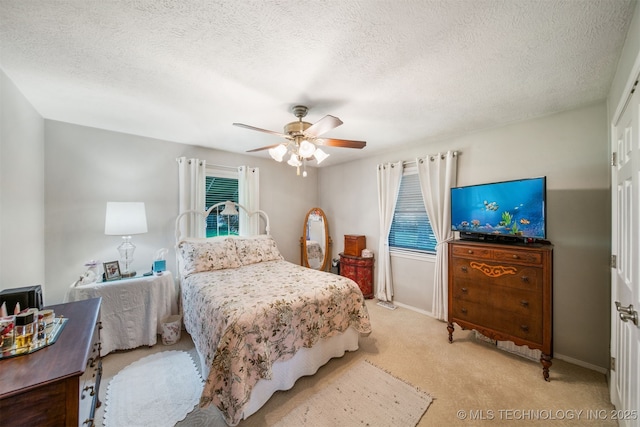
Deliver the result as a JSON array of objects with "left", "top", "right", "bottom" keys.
[{"left": 609, "top": 54, "right": 640, "bottom": 416}]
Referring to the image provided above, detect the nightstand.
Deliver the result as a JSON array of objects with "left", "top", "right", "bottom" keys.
[
  {"left": 66, "top": 272, "right": 178, "bottom": 355},
  {"left": 339, "top": 253, "right": 374, "bottom": 299}
]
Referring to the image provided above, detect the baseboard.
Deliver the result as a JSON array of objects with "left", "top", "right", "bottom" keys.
[
  {"left": 389, "top": 300, "right": 432, "bottom": 317},
  {"left": 554, "top": 352, "right": 608, "bottom": 375}
]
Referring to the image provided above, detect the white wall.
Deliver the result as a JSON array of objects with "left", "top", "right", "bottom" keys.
[
  {"left": 43, "top": 121, "right": 318, "bottom": 305},
  {"left": 319, "top": 101, "right": 611, "bottom": 370},
  {"left": 0, "top": 69, "right": 45, "bottom": 292}
]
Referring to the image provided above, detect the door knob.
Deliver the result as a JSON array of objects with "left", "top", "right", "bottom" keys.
[{"left": 615, "top": 301, "right": 639, "bottom": 326}]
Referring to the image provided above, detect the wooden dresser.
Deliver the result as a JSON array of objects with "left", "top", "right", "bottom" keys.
[
  {"left": 447, "top": 240, "right": 553, "bottom": 380},
  {"left": 340, "top": 252, "right": 374, "bottom": 299},
  {"left": 0, "top": 298, "right": 102, "bottom": 426}
]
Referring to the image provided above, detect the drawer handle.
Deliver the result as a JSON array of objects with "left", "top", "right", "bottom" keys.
[
  {"left": 512, "top": 254, "right": 519, "bottom": 259},
  {"left": 520, "top": 325, "right": 529, "bottom": 332},
  {"left": 461, "top": 287, "right": 468, "bottom": 293},
  {"left": 460, "top": 266, "right": 468, "bottom": 273},
  {"left": 82, "top": 385, "right": 95, "bottom": 399},
  {"left": 521, "top": 276, "right": 529, "bottom": 283},
  {"left": 520, "top": 300, "right": 529, "bottom": 307},
  {"left": 461, "top": 308, "right": 468, "bottom": 314}
]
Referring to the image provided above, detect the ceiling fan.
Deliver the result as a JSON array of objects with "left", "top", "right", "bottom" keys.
[{"left": 233, "top": 105, "right": 366, "bottom": 176}]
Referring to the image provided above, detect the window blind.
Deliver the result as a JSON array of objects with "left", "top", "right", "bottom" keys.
[
  {"left": 205, "top": 176, "right": 239, "bottom": 237},
  {"left": 389, "top": 173, "right": 437, "bottom": 253}
]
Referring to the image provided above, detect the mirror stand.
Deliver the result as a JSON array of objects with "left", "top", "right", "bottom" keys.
[{"left": 300, "top": 207, "right": 332, "bottom": 271}]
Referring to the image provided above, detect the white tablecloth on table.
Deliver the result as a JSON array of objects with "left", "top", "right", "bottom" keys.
[{"left": 66, "top": 272, "right": 178, "bottom": 356}]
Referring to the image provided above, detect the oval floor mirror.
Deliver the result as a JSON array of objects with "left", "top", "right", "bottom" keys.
[{"left": 300, "top": 207, "right": 332, "bottom": 271}]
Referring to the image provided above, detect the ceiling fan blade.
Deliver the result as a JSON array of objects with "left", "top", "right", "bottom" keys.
[
  {"left": 246, "top": 143, "right": 283, "bottom": 153},
  {"left": 303, "top": 115, "right": 343, "bottom": 137},
  {"left": 233, "top": 123, "right": 289, "bottom": 138},
  {"left": 316, "top": 138, "right": 366, "bottom": 149}
]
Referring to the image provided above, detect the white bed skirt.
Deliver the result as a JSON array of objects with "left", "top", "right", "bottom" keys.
[{"left": 239, "top": 327, "right": 360, "bottom": 420}]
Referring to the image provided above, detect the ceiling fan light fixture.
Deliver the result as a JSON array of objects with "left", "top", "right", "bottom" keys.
[
  {"left": 298, "top": 139, "right": 316, "bottom": 158},
  {"left": 268, "top": 144, "right": 287, "bottom": 162},
  {"left": 314, "top": 148, "right": 329, "bottom": 164},
  {"left": 236, "top": 105, "right": 366, "bottom": 176},
  {"left": 287, "top": 153, "right": 302, "bottom": 167}
]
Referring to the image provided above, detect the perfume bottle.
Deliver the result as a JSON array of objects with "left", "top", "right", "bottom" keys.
[
  {"left": 0, "top": 315, "right": 14, "bottom": 352},
  {"left": 37, "top": 313, "right": 46, "bottom": 341},
  {"left": 14, "top": 312, "right": 35, "bottom": 353}
]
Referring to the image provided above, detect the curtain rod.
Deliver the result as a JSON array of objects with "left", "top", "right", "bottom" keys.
[
  {"left": 175, "top": 158, "right": 238, "bottom": 170},
  {"left": 208, "top": 163, "right": 239, "bottom": 170},
  {"left": 402, "top": 150, "right": 459, "bottom": 166}
]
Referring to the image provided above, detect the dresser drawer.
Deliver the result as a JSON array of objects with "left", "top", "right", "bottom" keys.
[
  {"left": 451, "top": 245, "right": 493, "bottom": 260},
  {"left": 451, "top": 300, "right": 543, "bottom": 344},
  {"left": 493, "top": 248, "right": 542, "bottom": 264},
  {"left": 451, "top": 281, "right": 542, "bottom": 316},
  {"left": 451, "top": 258, "right": 542, "bottom": 292}
]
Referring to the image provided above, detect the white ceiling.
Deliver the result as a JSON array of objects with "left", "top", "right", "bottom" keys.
[{"left": 0, "top": 1, "right": 635, "bottom": 167}]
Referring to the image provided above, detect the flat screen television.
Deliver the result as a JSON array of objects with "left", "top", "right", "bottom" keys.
[{"left": 450, "top": 176, "right": 546, "bottom": 242}]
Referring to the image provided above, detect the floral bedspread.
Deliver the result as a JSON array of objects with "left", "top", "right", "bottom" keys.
[{"left": 180, "top": 259, "right": 371, "bottom": 425}]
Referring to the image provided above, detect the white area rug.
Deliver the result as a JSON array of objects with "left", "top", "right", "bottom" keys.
[
  {"left": 104, "top": 350, "right": 203, "bottom": 427},
  {"left": 274, "top": 360, "right": 432, "bottom": 427}
]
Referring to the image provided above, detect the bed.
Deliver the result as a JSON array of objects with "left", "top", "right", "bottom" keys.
[{"left": 175, "top": 203, "right": 371, "bottom": 426}]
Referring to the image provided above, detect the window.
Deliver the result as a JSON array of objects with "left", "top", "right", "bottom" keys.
[
  {"left": 205, "top": 172, "right": 238, "bottom": 237},
  {"left": 389, "top": 172, "right": 437, "bottom": 253}
]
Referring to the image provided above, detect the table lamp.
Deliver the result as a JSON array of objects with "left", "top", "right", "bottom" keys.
[{"left": 104, "top": 202, "right": 148, "bottom": 278}]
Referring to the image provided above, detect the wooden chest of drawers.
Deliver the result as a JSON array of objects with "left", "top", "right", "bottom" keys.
[
  {"left": 447, "top": 240, "right": 553, "bottom": 380},
  {"left": 0, "top": 298, "right": 102, "bottom": 426}
]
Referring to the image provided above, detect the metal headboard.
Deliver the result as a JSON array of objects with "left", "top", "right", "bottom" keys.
[{"left": 174, "top": 201, "right": 271, "bottom": 244}]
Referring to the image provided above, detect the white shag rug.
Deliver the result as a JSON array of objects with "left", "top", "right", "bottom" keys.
[
  {"left": 104, "top": 350, "right": 203, "bottom": 427},
  {"left": 273, "top": 360, "right": 432, "bottom": 427}
]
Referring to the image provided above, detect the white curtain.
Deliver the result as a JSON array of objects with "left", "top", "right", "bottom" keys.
[
  {"left": 238, "top": 166, "right": 260, "bottom": 236},
  {"left": 376, "top": 161, "right": 403, "bottom": 302},
  {"left": 177, "top": 157, "right": 206, "bottom": 238},
  {"left": 416, "top": 151, "right": 458, "bottom": 320}
]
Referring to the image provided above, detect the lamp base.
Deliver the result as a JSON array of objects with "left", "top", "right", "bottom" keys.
[{"left": 121, "top": 271, "right": 136, "bottom": 278}]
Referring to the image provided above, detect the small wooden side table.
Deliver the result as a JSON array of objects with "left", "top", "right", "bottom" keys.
[{"left": 339, "top": 252, "right": 374, "bottom": 299}]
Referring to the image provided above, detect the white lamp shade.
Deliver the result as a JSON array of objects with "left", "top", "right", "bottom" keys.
[
  {"left": 220, "top": 201, "right": 239, "bottom": 216},
  {"left": 105, "top": 202, "right": 148, "bottom": 235},
  {"left": 298, "top": 140, "right": 316, "bottom": 158},
  {"left": 268, "top": 144, "right": 288, "bottom": 162},
  {"left": 314, "top": 148, "right": 330, "bottom": 164},
  {"left": 287, "top": 154, "right": 302, "bottom": 167}
]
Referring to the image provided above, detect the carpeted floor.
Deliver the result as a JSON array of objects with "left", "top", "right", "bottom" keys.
[{"left": 95, "top": 300, "right": 617, "bottom": 426}]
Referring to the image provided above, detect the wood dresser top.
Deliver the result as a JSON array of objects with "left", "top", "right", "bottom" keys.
[{"left": 0, "top": 297, "right": 101, "bottom": 399}]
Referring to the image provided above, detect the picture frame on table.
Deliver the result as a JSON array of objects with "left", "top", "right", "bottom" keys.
[{"left": 103, "top": 261, "right": 121, "bottom": 281}]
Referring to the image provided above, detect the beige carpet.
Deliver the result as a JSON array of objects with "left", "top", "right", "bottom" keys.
[
  {"left": 94, "top": 301, "right": 617, "bottom": 426},
  {"left": 273, "top": 360, "right": 431, "bottom": 426}
]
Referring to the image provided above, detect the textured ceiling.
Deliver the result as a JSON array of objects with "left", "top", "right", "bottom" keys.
[{"left": 0, "top": 0, "right": 635, "bottom": 166}]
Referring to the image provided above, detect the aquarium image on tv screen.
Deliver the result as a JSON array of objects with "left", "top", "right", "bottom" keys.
[{"left": 451, "top": 177, "right": 546, "bottom": 239}]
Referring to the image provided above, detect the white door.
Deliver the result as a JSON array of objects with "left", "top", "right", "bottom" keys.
[{"left": 611, "top": 78, "right": 640, "bottom": 427}]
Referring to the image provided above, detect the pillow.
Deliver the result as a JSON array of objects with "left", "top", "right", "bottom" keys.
[
  {"left": 177, "top": 238, "right": 241, "bottom": 276},
  {"left": 234, "top": 235, "right": 284, "bottom": 265}
]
